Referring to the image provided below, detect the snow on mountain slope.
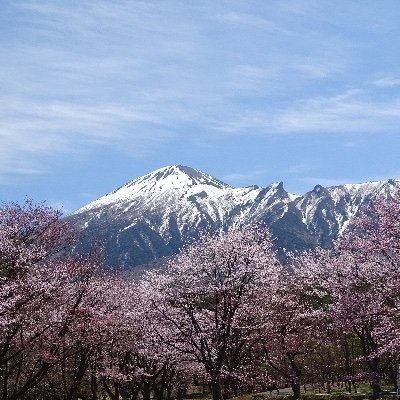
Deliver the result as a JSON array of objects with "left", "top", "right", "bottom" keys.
[
  {"left": 295, "top": 179, "right": 400, "bottom": 246},
  {"left": 76, "top": 165, "right": 230, "bottom": 213},
  {"left": 69, "top": 166, "right": 400, "bottom": 269},
  {"left": 73, "top": 165, "right": 293, "bottom": 238}
]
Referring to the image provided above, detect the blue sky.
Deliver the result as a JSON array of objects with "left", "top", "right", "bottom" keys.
[{"left": 1, "top": 0, "right": 400, "bottom": 213}]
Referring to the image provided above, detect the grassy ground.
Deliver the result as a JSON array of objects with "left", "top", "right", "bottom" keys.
[{"left": 183, "top": 383, "right": 399, "bottom": 400}]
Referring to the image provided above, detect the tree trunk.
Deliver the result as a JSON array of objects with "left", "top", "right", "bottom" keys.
[
  {"left": 142, "top": 384, "right": 152, "bottom": 400},
  {"left": 371, "top": 380, "right": 381, "bottom": 400},
  {"left": 102, "top": 380, "right": 120, "bottom": 400},
  {"left": 7, "top": 361, "right": 51, "bottom": 400},
  {"left": 66, "top": 351, "right": 89, "bottom": 400},
  {"left": 1, "top": 360, "right": 9, "bottom": 400},
  {"left": 91, "top": 372, "right": 98, "bottom": 400},
  {"left": 210, "top": 379, "right": 222, "bottom": 400},
  {"left": 369, "top": 358, "right": 381, "bottom": 400},
  {"left": 129, "top": 385, "right": 141, "bottom": 400},
  {"left": 153, "top": 386, "right": 164, "bottom": 400},
  {"left": 291, "top": 382, "right": 301, "bottom": 399},
  {"left": 388, "top": 362, "right": 397, "bottom": 392},
  {"left": 176, "top": 387, "right": 186, "bottom": 400},
  {"left": 326, "top": 381, "right": 331, "bottom": 394}
]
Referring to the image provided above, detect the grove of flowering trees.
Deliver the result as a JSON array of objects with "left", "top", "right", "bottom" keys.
[
  {"left": 1, "top": 194, "right": 400, "bottom": 399},
  {"left": 143, "top": 228, "right": 281, "bottom": 400}
]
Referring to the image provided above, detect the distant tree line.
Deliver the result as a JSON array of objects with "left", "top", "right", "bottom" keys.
[{"left": 1, "top": 195, "right": 400, "bottom": 400}]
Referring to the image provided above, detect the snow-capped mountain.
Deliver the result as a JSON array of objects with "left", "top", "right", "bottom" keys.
[{"left": 69, "top": 166, "right": 400, "bottom": 268}]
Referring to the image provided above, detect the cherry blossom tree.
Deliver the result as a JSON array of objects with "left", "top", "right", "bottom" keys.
[
  {"left": 51, "top": 267, "right": 130, "bottom": 400},
  {"left": 343, "top": 191, "right": 400, "bottom": 258},
  {"left": 0, "top": 199, "right": 75, "bottom": 279},
  {"left": 293, "top": 244, "right": 399, "bottom": 399},
  {"left": 256, "top": 257, "right": 333, "bottom": 398},
  {"left": 145, "top": 227, "right": 282, "bottom": 400},
  {"left": 95, "top": 279, "right": 189, "bottom": 400},
  {"left": 0, "top": 200, "right": 111, "bottom": 400},
  {"left": 338, "top": 192, "right": 400, "bottom": 396}
]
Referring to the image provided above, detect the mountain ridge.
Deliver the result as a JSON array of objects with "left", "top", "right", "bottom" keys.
[{"left": 69, "top": 166, "right": 400, "bottom": 269}]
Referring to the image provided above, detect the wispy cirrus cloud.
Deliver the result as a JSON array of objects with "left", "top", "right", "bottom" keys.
[
  {"left": 298, "top": 176, "right": 354, "bottom": 188},
  {"left": 211, "top": 11, "right": 290, "bottom": 34},
  {"left": 373, "top": 76, "right": 400, "bottom": 88},
  {"left": 0, "top": 95, "right": 178, "bottom": 181},
  {"left": 299, "top": 171, "right": 400, "bottom": 189},
  {"left": 283, "top": 164, "right": 312, "bottom": 175},
  {"left": 293, "top": 61, "right": 344, "bottom": 79},
  {"left": 222, "top": 169, "right": 267, "bottom": 184},
  {"left": 1, "top": 0, "right": 400, "bottom": 204},
  {"left": 213, "top": 88, "right": 400, "bottom": 134}
]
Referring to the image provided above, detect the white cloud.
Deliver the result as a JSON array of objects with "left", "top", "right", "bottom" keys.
[
  {"left": 299, "top": 172, "right": 400, "bottom": 189},
  {"left": 0, "top": 96, "right": 179, "bottom": 181},
  {"left": 343, "top": 141, "right": 358, "bottom": 148},
  {"left": 298, "top": 176, "right": 352, "bottom": 188},
  {"left": 284, "top": 164, "right": 312, "bottom": 175},
  {"left": 222, "top": 169, "right": 267, "bottom": 184},
  {"left": 213, "top": 89, "right": 400, "bottom": 134},
  {"left": 211, "top": 11, "right": 289, "bottom": 34},
  {"left": 373, "top": 76, "right": 400, "bottom": 88},
  {"left": 293, "top": 61, "right": 343, "bottom": 79}
]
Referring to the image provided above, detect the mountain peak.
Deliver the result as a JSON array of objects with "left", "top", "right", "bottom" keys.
[
  {"left": 147, "top": 165, "right": 214, "bottom": 181},
  {"left": 73, "top": 166, "right": 231, "bottom": 214},
  {"left": 150, "top": 165, "right": 196, "bottom": 180},
  {"left": 312, "top": 184, "right": 327, "bottom": 195},
  {"left": 133, "top": 165, "right": 230, "bottom": 189},
  {"left": 268, "top": 181, "right": 284, "bottom": 190}
]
